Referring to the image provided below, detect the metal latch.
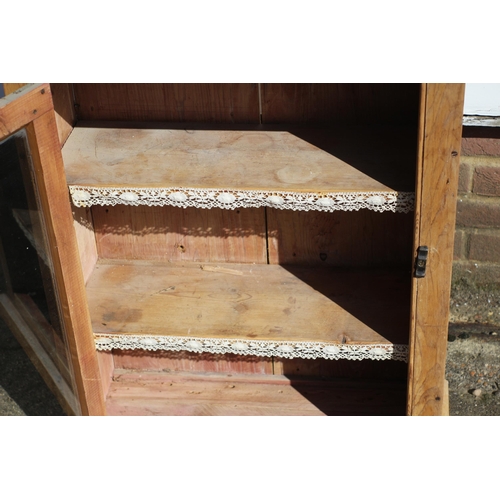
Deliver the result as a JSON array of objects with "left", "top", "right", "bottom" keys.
[{"left": 414, "top": 246, "right": 428, "bottom": 278}]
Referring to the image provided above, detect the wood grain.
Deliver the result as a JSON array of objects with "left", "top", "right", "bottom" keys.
[
  {"left": 26, "top": 111, "right": 106, "bottom": 415},
  {"left": 50, "top": 83, "right": 75, "bottom": 147},
  {"left": 62, "top": 125, "right": 416, "bottom": 193},
  {"left": 86, "top": 260, "right": 410, "bottom": 346},
  {"left": 106, "top": 370, "right": 407, "bottom": 416},
  {"left": 407, "top": 84, "right": 465, "bottom": 416},
  {"left": 96, "top": 351, "right": 114, "bottom": 399},
  {"left": 73, "top": 84, "right": 260, "bottom": 123},
  {"left": 92, "top": 205, "right": 267, "bottom": 264},
  {"left": 0, "top": 83, "right": 53, "bottom": 140},
  {"left": 72, "top": 205, "right": 98, "bottom": 284},
  {"left": 112, "top": 350, "right": 274, "bottom": 375}
]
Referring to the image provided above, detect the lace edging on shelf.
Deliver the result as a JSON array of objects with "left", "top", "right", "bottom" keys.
[
  {"left": 70, "top": 186, "right": 415, "bottom": 213},
  {"left": 94, "top": 334, "right": 408, "bottom": 362}
]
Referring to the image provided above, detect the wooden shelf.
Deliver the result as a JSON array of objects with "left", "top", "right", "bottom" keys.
[
  {"left": 106, "top": 370, "right": 407, "bottom": 416},
  {"left": 87, "top": 260, "right": 410, "bottom": 360},
  {"left": 62, "top": 124, "right": 416, "bottom": 212}
]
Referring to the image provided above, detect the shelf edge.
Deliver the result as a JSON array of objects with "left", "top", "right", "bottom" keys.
[
  {"left": 70, "top": 185, "right": 415, "bottom": 213},
  {"left": 94, "top": 334, "right": 409, "bottom": 362}
]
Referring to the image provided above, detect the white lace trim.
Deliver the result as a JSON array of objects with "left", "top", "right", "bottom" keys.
[
  {"left": 70, "top": 186, "right": 414, "bottom": 213},
  {"left": 94, "top": 334, "right": 408, "bottom": 362}
]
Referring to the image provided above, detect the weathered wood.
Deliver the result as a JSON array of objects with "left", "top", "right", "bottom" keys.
[
  {"left": 407, "top": 84, "right": 465, "bottom": 416},
  {"left": 96, "top": 351, "right": 114, "bottom": 400},
  {"left": 26, "top": 111, "right": 106, "bottom": 415},
  {"left": 72, "top": 205, "right": 98, "bottom": 284},
  {"left": 106, "top": 370, "right": 407, "bottom": 416},
  {"left": 87, "top": 260, "right": 410, "bottom": 346},
  {"left": 73, "top": 84, "right": 260, "bottom": 123},
  {"left": 0, "top": 84, "right": 53, "bottom": 140},
  {"left": 62, "top": 125, "right": 416, "bottom": 193},
  {"left": 92, "top": 205, "right": 267, "bottom": 264},
  {"left": 112, "top": 350, "right": 274, "bottom": 375},
  {"left": 50, "top": 83, "right": 75, "bottom": 147}
]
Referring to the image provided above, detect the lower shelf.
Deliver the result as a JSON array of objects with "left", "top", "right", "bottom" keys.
[
  {"left": 105, "top": 370, "right": 407, "bottom": 416},
  {"left": 87, "top": 260, "right": 411, "bottom": 361}
]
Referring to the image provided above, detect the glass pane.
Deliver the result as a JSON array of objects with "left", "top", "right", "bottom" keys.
[{"left": 0, "top": 129, "right": 79, "bottom": 414}]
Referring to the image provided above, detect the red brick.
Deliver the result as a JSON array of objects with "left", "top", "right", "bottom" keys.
[
  {"left": 458, "top": 162, "right": 473, "bottom": 193},
  {"left": 456, "top": 198, "right": 500, "bottom": 229},
  {"left": 469, "top": 231, "right": 500, "bottom": 263},
  {"left": 452, "top": 261, "right": 500, "bottom": 286},
  {"left": 473, "top": 166, "right": 500, "bottom": 196},
  {"left": 461, "top": 137, "right": 500, "bottom": 156}
]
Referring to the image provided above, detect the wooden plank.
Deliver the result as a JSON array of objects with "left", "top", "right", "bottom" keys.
[
  {"left": 112, "top": 351, "right": 274, "bottom": 375},
  {"left": 73, "top": 84, "right": 260, "bottom": 123},
  {"left": 407, "top": 84, "right": 465, "bottom": 416},
  {"left": 72, "top": 205, "right": 98, "bottom": 284},
  {"left": 87, "top": 260, "right": 410, "bottom": 346},
  {"left": 268, "top": 209, "right": 414, "bottom": 267},
  {"left": 62, "top": 125, "right": 416, "bottom": 193},
  {"left": 96, "top": 351, "right": 114, "bottom": 399},
  {"left": 26, "top": 111, "right": 106, "bottom": 415},
  {"left": 0, "top": 84, "right": 53, "bottom": 140},
  {"left": 50, "top": 83, "right": 75, "bottom": 147},
  {"left": 261, "top": 83, "right": 420, "bottom": 125},
  {"left": 106, "top": 370, "right": 407, "bottom": 416},
  {"left": 0, "top": 293, "right": 78, "bottom": 415},
  {"left": 92, "top": 205, "right": 267, "bottom": 264}
]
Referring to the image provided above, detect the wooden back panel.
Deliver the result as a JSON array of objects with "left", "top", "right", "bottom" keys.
[
  {"left": 261, "top": 83, "right": 421, "bottom": 125},
  {"left": 73, "top": 84, "right": 260, "bottom": 123}
]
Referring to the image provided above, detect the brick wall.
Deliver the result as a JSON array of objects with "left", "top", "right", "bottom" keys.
[{"left": 453, "top": 127, "right": 500, "bottom": 286}]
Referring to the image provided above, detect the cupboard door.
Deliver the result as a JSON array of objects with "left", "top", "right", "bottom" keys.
[
  {"left": 0, "top": 84, "right": 104, "bottom": 415},
  {"left": 407, "top": 83, "right": 465, "bottom": 416}
]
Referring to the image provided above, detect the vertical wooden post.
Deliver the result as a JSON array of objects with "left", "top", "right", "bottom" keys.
[
  {"left": 407, "top": 83, "right": 465, "bottom": 416},
  {"left": 25, "top": 105, "right": 106, "bottom": 415}
]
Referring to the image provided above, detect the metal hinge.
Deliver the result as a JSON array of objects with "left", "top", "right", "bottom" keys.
[{"left": 414, "top": 246, "right": 428, "bottom": 278}]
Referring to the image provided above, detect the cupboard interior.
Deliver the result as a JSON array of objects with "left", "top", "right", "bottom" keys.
[{"left": 55, "top": 84, "right": 420, "bottom": 415}]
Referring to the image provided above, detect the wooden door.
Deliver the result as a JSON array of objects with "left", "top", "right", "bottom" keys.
[
  {"left": 407, "top": 83, "right": 465, "bottom": 415},
  {"left": 0, "top": 84, "right": 105, "bottom": 415}
]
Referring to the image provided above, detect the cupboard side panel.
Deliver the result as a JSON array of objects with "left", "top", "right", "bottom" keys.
[
  {"left": 73, "top": 84, "right": 260, "bottom": 123},
  {"left": 92, "top": 205, "right": 268, "bottom": 264},
  {"left": 72, "top": 205, "right": 98, "bottom": 284},
  {"left": 407, "top": 84, "right": 465, "bottom": 416},
  {"left": 49, "top": 83, "right": 75, "bottom": 147}
]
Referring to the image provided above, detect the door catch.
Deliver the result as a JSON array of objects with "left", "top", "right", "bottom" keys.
[{"left": 414, "top": 246, "right": 428, "bottom": 278}]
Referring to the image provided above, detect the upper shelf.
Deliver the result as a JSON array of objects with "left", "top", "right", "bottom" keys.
[{"left": 63, "top": 123, "right": 417, "bottom": 213}]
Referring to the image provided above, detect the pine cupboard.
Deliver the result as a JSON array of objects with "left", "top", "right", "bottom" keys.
[{"left": 0, "top": 83, "right": 465, "bottom": 416}]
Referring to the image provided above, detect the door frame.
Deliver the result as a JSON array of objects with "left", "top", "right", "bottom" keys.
[{"left": 0, "top": 83, "right": 105, "bottom": 415}]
